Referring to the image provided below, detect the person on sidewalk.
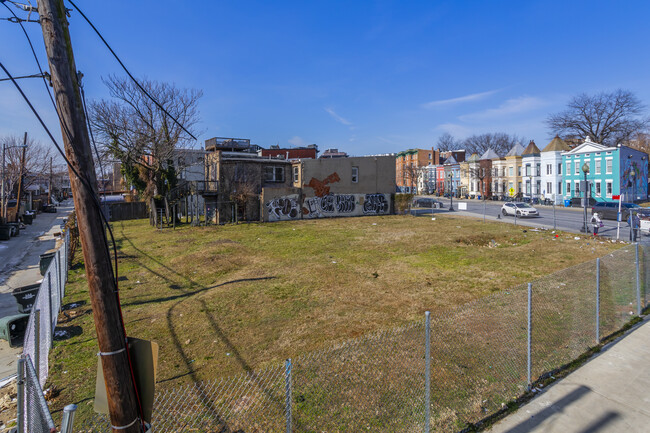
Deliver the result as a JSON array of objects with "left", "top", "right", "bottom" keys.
[{"left": 591, "top": 212, "right": 603, "bottom": 235}]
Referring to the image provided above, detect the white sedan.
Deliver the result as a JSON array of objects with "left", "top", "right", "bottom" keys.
[{"left": 501, "top": 202, "right": 539, "bottom": 217}]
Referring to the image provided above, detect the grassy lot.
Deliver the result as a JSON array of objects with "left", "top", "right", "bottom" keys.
[{"left": 47, "top": 213, "right": 621, "bottom": 421}]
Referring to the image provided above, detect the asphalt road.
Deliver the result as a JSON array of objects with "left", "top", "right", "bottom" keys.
[{"left": 412, "top": 197, "right": 647, "bottom": 243}]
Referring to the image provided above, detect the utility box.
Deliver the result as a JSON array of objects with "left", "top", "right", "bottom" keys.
[{"left": 0, "top": 314, "right": 30, "bottom": 347}]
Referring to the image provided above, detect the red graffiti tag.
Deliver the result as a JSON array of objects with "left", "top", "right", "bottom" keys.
[{"left": 303, "top": 172, "right": 340, "bottom": 197}]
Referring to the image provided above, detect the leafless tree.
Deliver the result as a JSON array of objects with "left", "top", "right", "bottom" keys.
[
  {"left": 546, "top": 89, "right": 648, "bottom": 146},
  {"left": 462, "top": 132, "right": 526, "bottom": 156},
  {"left": 624, "top": 132, "right": 650, "bottom": 154},
  {"left": 90, "top": 75, "right": 202, "bottom": 199},
  {"left": 402, "top": 163, "right": 422, "bottom": 193},
  {"left": 1, "top": 135, "right": 53, "bottom": 211},
  {"left": 437, "top": 132, "right": 460, "bottom": 150}
]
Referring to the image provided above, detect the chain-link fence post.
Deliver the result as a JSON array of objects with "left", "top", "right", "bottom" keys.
[
  {"left": 16, "top": 357, "right": 25, "bottom": 433},
  {"left": 285, "top": 358, "right": 292, "bottom": 433},
  {"left": 596, "top": 258, "right": 600, "bottom": 343},
  {"left": 46, "top": 272, "right": 53, "bottom": 350},
  {"left": 34, "top": 309, "right": 40, "bottom": 383},
  {"left": 60, "top": 404, "right": 78, "bottom": 433},
  {"left": 424, "top": 311, "right": 430, "bottom": 433},
  {"left": 636, "top": 243, "right": 641, "bottom": 316},
  {"left": 527, "top": 282, "right": 532, "bottom": 390}
]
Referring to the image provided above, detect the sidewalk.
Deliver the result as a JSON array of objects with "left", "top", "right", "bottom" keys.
[
  {"left": 487, "top": 317, "right": 650, "bottom": 433},
  {"left": 0, "top": 201, "right": 73, "bottom": 379}
]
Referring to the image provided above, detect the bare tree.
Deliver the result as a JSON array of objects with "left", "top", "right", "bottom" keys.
[
  {"left": 1, "top": 135, "right": 53, "bottom": 212},
  {"left": 437, "top": 132, "right": 459, "bottom": 150},
  {"left": 90, "top": 75, "right": 202, "bottom": 199},
  {"left": 547, "top": 89, "right": 648, "bottom": 146},
  {"left": 462, "top": 132, "right": 525, "bottom": 156},
  {"left": 402, "top": 163, "right": 422, "bottom": 193}
]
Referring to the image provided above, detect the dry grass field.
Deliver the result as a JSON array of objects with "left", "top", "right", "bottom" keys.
[{"left": 47, "top": 213, "right": 622, "bottom": 424}]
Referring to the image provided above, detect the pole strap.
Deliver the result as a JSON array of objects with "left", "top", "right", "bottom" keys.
[
  {"left": 111, "top": 417, "right": 139, "bottom": 430},
  {"left": 98, "top": 347, "right": 126, "bottom": 357}
]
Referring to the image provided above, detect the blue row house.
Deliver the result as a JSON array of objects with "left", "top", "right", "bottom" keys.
[{"left": 562, "top": 137, "right": 648, "bottom": 203}]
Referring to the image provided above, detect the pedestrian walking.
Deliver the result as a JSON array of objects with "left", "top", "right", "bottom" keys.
[{"left": 591, "top": 212, "right": 603, "bottom": 235}]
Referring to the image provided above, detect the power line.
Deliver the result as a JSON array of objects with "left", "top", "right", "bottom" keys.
[
  {"left": 0, "top": 71, "right": 48, "bottom": 81},
  {"left": 67, "top": 0, "right": 198, "bottom": 142}
]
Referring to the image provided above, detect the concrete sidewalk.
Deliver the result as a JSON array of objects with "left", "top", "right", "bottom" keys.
[
  {"left": 0, "top": 201, "right": 73, "bottom": 379},
  {"left": 488, "top": 317, "right": 650, "bottom": 433}
]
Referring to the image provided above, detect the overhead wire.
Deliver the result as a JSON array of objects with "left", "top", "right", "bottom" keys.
[{"left": 67, "top": 0, "right": 197, "bottom": 142}]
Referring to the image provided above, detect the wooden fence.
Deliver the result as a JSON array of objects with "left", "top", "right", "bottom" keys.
[{"left": 102, "top": 201, "right": 148, "bottom": 221}]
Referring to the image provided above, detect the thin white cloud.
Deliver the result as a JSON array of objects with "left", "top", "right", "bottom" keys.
[
  {"left": 436, "top": 123, "right": 474, "bottom": 139},
  {"left": 324, "top": 107, "right": 352, "bottom": 126},
  {"left": 459, "top": 96, "right": 548, "bottom": 122},
  {"left": 288, "top": 136, "right": 306, "bottom": 147},
  {"left": 421, "top": 89, "right": 500, "bottom": 109}
]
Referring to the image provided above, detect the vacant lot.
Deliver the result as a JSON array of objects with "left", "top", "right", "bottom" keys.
[{"left": 48, "top": 214, "right": 620, "bottom": 417}]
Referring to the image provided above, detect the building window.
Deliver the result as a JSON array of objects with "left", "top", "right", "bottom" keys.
[
  {"left": 428, "top": 153, "right": 431, "bottom": 159},
  {"left": 566, "top": 162, "right": 571, "bottom": 175},
  {"left": 595, "top": 181, "right": 601, "bottom": 197},
  {"left": 575, "top": 181, "right": 580, "bottom": 194},
  {"left": 264, "top": 166, "right": 285, "bottom": 182},
  {"left": 546, "top": 164, "right": 552, "bottom": 175},
  {"left": 558, "top": 163, "right": 562, "bottom": 175},
  {"left": 518, "top": 166, "right": 522, "bottom": 176},
  {"left": 566, "top": 181, "right": 571, "bottom": 196},
  {"left": 536, "top": 164, "right": 541, "bottom": 176},
  {"left": 351, "top": 166, "right": 359, "bottom": 183},
  {"left": 293, "top": 166, "right": 299, "bottom": 182},
  {"left": 536, "top": 180, "right": 541, "bottom": 194},
  {"left": 518, "top": 182, "right": 522, "bottom": 192},
  {"left": 606, "top": 181, "right": 613, "bottom": 197},
  {"left": 547, "top": 182, "right": 552, "bottom": 194},
  {"left": 575, "top": 161, "right": 580, "bottom": 175},
  {"left": 606, "top": 158, "right": 613, "bottom": 174},
  {"left": 509, "top": 166, "right": 513, "bottom": 176},
  {"left": 525, "top": 164, "right": 531, "bottom": 176},
  {"left": 558, "top": 182, "right": 561, "bottom": 196},
  {"left": 595, "top": 159, "right": 601, "bottom": 175}
]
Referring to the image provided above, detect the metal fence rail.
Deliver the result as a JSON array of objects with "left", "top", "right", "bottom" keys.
[{"left": 70, "top": 244, "right": 648, "bottom": 433}]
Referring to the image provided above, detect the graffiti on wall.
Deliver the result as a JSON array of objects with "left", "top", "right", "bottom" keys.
[
  {"left": 266, "top": 193, "right": 391, "bottom": 221},
  {"left": 621, "top": 157, "right": 648, "bottom": 199},
  {"left": 304, "top": 173, "right": 340, "bottom": 197},
  {"left": 362, "top": 194, "right": 388, "bottom": 214},
  {"left": 266, "top": 195, "right": 301, "bottom": 220}
]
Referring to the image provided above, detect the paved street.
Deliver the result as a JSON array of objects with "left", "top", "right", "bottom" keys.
[
  {"left": 413, "top": 197, "right": 645, "bottom": 243},
  {"left": 0, "top": 201, "right": 73, "bottom": 379}
]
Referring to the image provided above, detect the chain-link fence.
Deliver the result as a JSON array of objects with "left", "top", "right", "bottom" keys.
[
  {"left": 69, "top": 244, "right": 648, "bottom": 432},
  {"left": 15, "top": 229, "right": 70, "bottom": 432},
  {"left": 22, "top": 229, "right": 70, "bottom": 387}
]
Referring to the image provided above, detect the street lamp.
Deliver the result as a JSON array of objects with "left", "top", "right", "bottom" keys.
[
  {"left": 581, "top": 162, "right": 590, "bottom": 233},
  {"left": 448, "top": 172, "right": 454, "bottom": 211},
  {"left": 1, "top": 140, "right": 28, "bottom": 223}
]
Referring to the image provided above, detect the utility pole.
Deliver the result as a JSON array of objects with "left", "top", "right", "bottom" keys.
[{"left": 37, "top": 2, "right": 141, "bottom": 432}]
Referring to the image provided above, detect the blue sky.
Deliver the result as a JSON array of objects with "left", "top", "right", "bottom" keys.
[{"left": 1, "top": 0, "right": 650, "bottom": 157}]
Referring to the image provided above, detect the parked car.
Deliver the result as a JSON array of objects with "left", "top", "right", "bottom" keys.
[
  {"left": 637, "top": 209, "right": 650, "bottom": 234},
  {"left": 42, "top": 204, "right": 57, "bottom": 213},
  {"left": 412, "top": 198, "right": 444, "bottom": 208},
  {"left": 591, "top": 202, "right": 640, "bottom": 221},
  {"left": 501, "top": 202, "right": 539, "bottom": 217}
]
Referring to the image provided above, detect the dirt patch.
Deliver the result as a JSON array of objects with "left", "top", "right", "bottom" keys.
[{"left": 0, "top": 381, "right": 17, "bottom": 432}]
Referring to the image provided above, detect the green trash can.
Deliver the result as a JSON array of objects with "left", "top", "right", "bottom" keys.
[
  {"left": 0, "top": 313, "right": 30, "bottom": 347},
  {"left": 0, "top": 225, "right": 10, "bottom": 241},
  {"left": 40, "top": 251, "right": 56, "bottom": 276}
]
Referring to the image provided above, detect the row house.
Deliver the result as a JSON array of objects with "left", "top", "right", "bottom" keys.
[
  {"left": 521, "top": 141, "right": 542, "bottom": 199},
  {"left": 492, "top": 143, "right": 525, "bottom": 197},
  {"left": 395, "top": 148, "right": 437, "bottom": 193},
  {"left": 540, "top": 136, "right": 571, "bottom": 204},
  {"left": 562, "top": 137, "right": 648, "bottom": 202},
  {"left": 479, "top": 148, "right": 498, "bottom": 198},
  {"left": 443, "top": 155, "right": 461, "bottom": 196}
]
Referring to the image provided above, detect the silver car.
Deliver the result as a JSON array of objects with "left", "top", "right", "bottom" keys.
[{"left": 501, "top": 202, "right": 539, "bottom": 217}]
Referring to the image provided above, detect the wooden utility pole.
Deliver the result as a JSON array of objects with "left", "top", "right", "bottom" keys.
[
  {"left": 37, "top": 2, "right": 141, "bottom": 432},
  {"left": 14, "top": 133, "right": 27, "bottom": 218}
]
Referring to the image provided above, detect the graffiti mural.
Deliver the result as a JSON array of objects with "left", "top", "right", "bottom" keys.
[
  {"left": 621, "top": 156, "right": 648, "bottom": 200},
  {"left": 363, "top": 194, "right": 389, "bottom": 214},
  {"left": 266, "top": 195, "right": 301, "bottom": 221},
  {"left": 336, "top": 195, "right": 356, "bottom": 213},
  {"left": 303, "top": 173, "right": 341, "bottom": 197}
]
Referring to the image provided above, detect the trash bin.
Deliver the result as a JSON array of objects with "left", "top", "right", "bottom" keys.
[
  {"left": 564, "top": 199, "right": 571, "bottom": 207},
  {"left": 12, "top": 283, "right": 40, "bottom": 314},
  {"left": 0, "top": 225, "right": 10, "bottom": 241},
  {"left": 23, "top": 213, "right": 33, "bottom": 224},
  {"left": 0, "top": 313, "right": 30, "bottom": 347},
  {"left": 40, "top": 251, "right": 56, "bottom": 276}
]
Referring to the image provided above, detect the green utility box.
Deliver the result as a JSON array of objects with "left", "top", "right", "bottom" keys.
[{"left": 0, "top": 314, "right": 30, "bottom": 347}]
